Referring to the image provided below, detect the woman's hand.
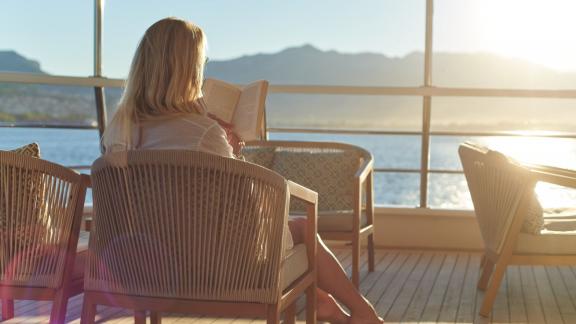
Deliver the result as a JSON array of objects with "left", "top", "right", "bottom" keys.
[
  {"left": 208, "top": 113, "right": 245, "bottom": 156},
  {"left": 226, "top": 130, "right": 245, "bottom": 156}
]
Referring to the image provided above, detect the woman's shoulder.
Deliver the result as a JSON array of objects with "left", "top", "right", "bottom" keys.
[
  {"left": 178, "top": 112, "right": 220, "bottom": 128},
  {"left": 142, "top": 112, "right": 219, "bottom": 130}
]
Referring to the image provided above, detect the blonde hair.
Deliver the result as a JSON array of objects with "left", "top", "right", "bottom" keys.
[{"left": 101, "top": 17, "right": 206, "bottom": 153}]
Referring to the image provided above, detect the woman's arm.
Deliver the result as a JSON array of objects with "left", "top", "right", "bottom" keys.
[
  {"left": 200, "top": 121, "right": 238, "bottom": 159},
  {"left": 207, "top": 113, "right": 245, "bottom": 157}
]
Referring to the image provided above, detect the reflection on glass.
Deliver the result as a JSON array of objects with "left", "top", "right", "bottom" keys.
[
  {"left": 0, "top": 83, "right": 97, "bottom": 127},
  {"left": 428, "top": 173, "right": 471, "bottom": 209},
  {"left": 0, "top": 1, "right": 92, "bottom": 76},
  {"left": 267, "top": 94, "right": 421, "bottom": 131},
  {"left": 434, "top": 0, "right": 576, "bottom": 89},
  {"left": 0, "top": 128, "right": 100, "bottom": 167},
  {"left": 103, "top": 1, "right": 425, "bottom": 83},
  {"left": 268, "top": 133, "right": 421, "bottom": 169},
  {"left": 375, "top": 173, "right": 420, "bottom": 207},
  {"left": 431, "top": 97, "right": 576, "bottom": 133},
  {"left": 105, "top": 87, "right": 124, "bottom": 118}
]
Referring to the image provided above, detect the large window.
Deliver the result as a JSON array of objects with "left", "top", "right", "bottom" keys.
[
  {"left": 433, "top": 0, "right": 576, "bottom": 89},
  {"left": 103, "top": 0, "right": 426, "bottom": 85},
  {"left": 3, "top": 0, "right": 576, "bottom": 210},
  {"left": 0, "top": 1, "right": 92, "bottom": 76},
  {"left": 431, "top": 97, "right": 576, "bottom": 133},
  {"left": 0, "top": 83, "right": 97, "bottom": 127}
]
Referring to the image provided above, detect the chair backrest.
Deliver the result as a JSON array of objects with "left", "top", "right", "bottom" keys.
[
  {"left": 86, "top": 150, "right": 289, "bottom": 304},
  {"left": 0, "top": 151, "right": 86, "bottom": 289},
  {"left": 244, "top": 141, "right": 371, "bottom": 212},
  {"left": 459, "top": 142, "right": 536, "bottom": 254}
]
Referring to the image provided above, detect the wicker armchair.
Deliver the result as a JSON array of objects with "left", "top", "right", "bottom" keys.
[
  {"left": 0, "top": 151, "right": 89, "bottom": 323},
  {"left": 459, "top": 142, "right": 576, "bottom": 317},
  {"left": 82, "top": 150, "right": 317, "bottom": 324},
  {"left": 243, "top": 140, "right": 375, "bottom": 287}
]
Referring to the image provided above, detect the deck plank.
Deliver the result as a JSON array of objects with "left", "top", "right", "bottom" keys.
[
  {"left": 520, "top": 265, "right": 547, "bottom": 323},
  {"left": 437, "top": 252, "right": 469, "bottom": 323},
  {"left": 384, "top": 252, "right": 432, "bottom": 322},
  {"left": 507, "top": 266, "right": 528, "bottom": 323},
  {"left": 546, "top": 266, "right": 576, "bottom": 324},
  {"left": 401, "top": 252, "right": 445, "bottom": 323},
  {"left": 419, "top": 252, "right": 458, "bottom": 323},
  {"left": 4, "top": 249, "right": 576, "bottom": 323},
  {"left": 373, "top": 251, "right": 421, "bottom": 317},
  {"left": 533, "top": 266, "right": 563, "bottom": 324},
  {"left": 455, "top": 253, "right": 481, "bottom": 323}
]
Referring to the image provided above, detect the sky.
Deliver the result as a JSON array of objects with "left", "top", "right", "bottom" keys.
[{"left": 2, "top": 0, "right": 576, "bottom": 78}]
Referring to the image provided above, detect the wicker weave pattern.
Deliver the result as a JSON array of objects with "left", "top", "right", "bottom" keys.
[
  {"left": 244, "top": 144, "right": 366, "bottom": 212},
  {"left": 0, "top": 151, "right": 84, "bottom": 289},
  {"left": 459, "top": 143, "right": 535, "bottom": 254},
  {"left": 87, "top": 150, "right": 290, "bottom": 303}
]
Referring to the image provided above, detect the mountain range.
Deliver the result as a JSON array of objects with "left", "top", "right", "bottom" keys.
[{"left": 1, "top": 45, "right": 576, "bottom": 130}]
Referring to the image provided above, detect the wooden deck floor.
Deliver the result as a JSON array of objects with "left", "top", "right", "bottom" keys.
[{"left": 3, "top": 248, "right": 576, "bottom": 323}]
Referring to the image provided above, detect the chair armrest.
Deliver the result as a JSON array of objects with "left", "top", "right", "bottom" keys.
[
  {"left": 526, "top": 163, "right": 576, "bottom": 178},
  {"left": 355, "top": 157, "right": 374, "bottom": 184},
  {"left": 288, "top": 180, "right": 318, "bottom": 205},
  {"left": 529, "top": 166, "right": 576, "bottom": 189},
  {"left": 287, "top": 180, "right": 317, "bottom": 269}
]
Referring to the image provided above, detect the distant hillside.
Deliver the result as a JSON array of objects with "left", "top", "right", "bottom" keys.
[
  {"left": 2, "top": 46, "right": 576, "bottom": 130},
  {"left": 206, "top": 44, "right": 576, "bottom": 89},
  {"left": 0, "top": 51, "right": 44, "bottom": 74}
]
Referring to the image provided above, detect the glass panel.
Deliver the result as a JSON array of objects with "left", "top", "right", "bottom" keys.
[
  {"left": 0, "top": 1, "right": 92, "bottom": 76},
  {"left": 0, "top": 83, "right": 97, "bottom": 127},
  {"left": 430, "top": 135, "right": 576, "bottom": 209},
  {"left": 0, "top": 128, "right": 99, "bottom": 205},
  {"left": 0, "top": 128, "right": 100, "bottom": 167},
  {"left": 428, "top": 173, "right": 471, "bottom": 209},
  {"left": 434, "top": 0, "right": 576, "bottom": 89},
  {"left": 268, "top": 133, "right": 421, "bottom": 170},
  {"left": 104, "top": 0, "right": 425, "bottom": 85},
  {"left": 267, "top": 94, "right": 422, "bottom": 132},
  {"left": 376, "top": 172, "right": 420, "bottom": 207},
  {"left": 431, "top": 97, "right": 576, "bottom": 133},
  {"left": 430, "top": 135, "right": 576, "bottom": 171},
  {"left": 105, "top": 87, "right": 124, "bottom": 118},
  {"left": 536, "top": 182, "right": 576, "bottom": 209}
]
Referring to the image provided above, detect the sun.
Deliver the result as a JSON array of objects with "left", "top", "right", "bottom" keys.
[{"left": 464, "top": 0, "right": 576, "bottom": 71}]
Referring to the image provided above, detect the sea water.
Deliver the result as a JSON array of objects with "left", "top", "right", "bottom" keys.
[{"left": 2, "top": 127, "right": 576, "bottom": 209}]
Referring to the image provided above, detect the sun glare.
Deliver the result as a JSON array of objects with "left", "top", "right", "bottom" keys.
[
  {"left": 470, "top": 0, "right": 576, "bottom": 71},
  {"left": 480, "top": 136, "right": 576, "bottom": 208}
]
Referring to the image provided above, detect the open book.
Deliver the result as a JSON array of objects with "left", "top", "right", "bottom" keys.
[{"left": 202, "top": 78, "right": 269, "bottom": 141}]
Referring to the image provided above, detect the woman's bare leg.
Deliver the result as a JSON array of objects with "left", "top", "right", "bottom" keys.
[
  {"left": 317, "top": 288, "right": 349, "bottom": 324},
  {"left": 289, "top": 218, "right": 384, "bottom": 324}
]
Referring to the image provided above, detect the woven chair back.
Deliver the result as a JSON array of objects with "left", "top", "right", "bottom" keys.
[
  {"left": 87, "top": 150, "right": 289, "bottom": 303},
  {"left": 244, "top": 141, "right": 370, "bottom": 212},
  {"left": 459, "top": 143, "right": 535, "bottom": 254},
  {"left": 0, "top": 151, "right": 85, "bottom": 288}
]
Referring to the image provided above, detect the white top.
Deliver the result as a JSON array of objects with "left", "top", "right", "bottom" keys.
[
  {"left": 134, "top": 113, "right": 234, "bottom": 158},
  {"left": 130, "top": 112, "right": 294, "bottom": 250}
]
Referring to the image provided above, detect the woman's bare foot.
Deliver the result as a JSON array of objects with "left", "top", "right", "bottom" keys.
[
  {"left": 348, "top": 296, "right": 384, "bottom": 324},
  {"left": 317, "top": 290, "right": 349, "bottom": 324},
  {"left": 348, "top": 315, "right": 384, "bottom": 324}
]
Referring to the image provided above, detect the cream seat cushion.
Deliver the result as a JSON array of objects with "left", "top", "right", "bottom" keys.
[
  {"left": 515, "top": 209, "right": 576, "bottom": 255},
  {"left": 290, "top": 210, "right": 367, "bottom": 232},
  {"left": 281, "top": 243, "right": 308, "bottom": 290}
]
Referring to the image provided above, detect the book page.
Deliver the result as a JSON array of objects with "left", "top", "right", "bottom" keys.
[
  {"left": 202, "top": 78, "right": 242, "bottom": 123},
  {"left": 233, "top": 80, "right": 269, "bottom": 141}
]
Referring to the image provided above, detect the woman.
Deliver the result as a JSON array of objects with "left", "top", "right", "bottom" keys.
[{"left": 102, "top": 17, "right": 383, "bottom": 324}]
